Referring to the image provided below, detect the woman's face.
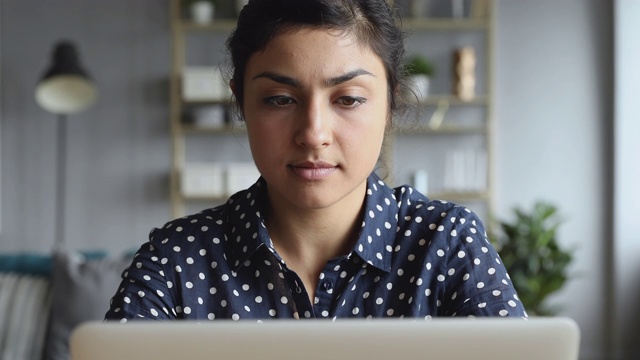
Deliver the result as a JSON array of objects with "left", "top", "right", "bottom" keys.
[{"left": 241, "top": 28, "right": 389, "bottom": 212}]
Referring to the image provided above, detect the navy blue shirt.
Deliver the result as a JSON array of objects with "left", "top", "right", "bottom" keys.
[{"left": 105, "top": 174, "right": 527, "bottom": 321}]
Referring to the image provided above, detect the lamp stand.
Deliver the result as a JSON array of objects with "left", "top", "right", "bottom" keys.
[{"left": 54, "top": 113, "right": 68, "bottom": 250}]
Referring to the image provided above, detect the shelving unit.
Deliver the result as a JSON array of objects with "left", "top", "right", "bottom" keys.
[{"left": 169, "top": 0, "right": 494, "bottom": 220}]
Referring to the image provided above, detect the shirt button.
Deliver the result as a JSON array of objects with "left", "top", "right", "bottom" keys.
[{"left": 322, "top": 281, "right": 333, "bottom": 291}]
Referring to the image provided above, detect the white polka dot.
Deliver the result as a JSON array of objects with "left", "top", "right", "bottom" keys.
[
  {"left": 352, "top": 307, "right": 360, "bottom": 315},
  {"left": 232, "top": 314, "right": 240, "bottom": 321},
  {"left": 281, "top": 296, "right": 288, "bottom": 304},
  {"left": 477, "top": 282, "right": 485, "bottom": 289},
  {"left": 458, "top": 251, "right": 466, "bottom": 258},
  {"left": 255, "top": 296, "right": 263, "bottom": 303}
]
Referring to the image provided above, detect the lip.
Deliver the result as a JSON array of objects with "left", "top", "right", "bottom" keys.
[{"left": 288, "top": 161, "right": 337, "bottom": 181}]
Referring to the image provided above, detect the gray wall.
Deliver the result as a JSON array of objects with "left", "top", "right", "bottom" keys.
[
  {"left": 495, "top": 1, "right": 612, "bottom": 359},
  {"left": 613, "top": 1, "right": 640, "bottom": 359},
  {"left": 0, "top": 0, "right": 619, "bottom": 359}
]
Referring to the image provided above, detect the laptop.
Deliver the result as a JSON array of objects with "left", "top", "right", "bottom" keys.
[{"left": 70, "top": 317, "right": 580, "bottom": 360}]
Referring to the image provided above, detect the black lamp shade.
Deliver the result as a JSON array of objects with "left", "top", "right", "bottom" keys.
[{"left": 35, "top": 41, "right": 97, "bottom": 115}]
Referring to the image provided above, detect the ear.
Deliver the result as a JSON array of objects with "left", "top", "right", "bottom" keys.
[{"left": 229, "top": 79, "right": 236, "bottom": 97}]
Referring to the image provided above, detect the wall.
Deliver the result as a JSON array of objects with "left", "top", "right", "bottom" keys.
[
  {"left": 1, "top": 0, "right": 615, "bottom": 358},
  {"left": 0, "top": 0, "right": 171, "bottom": 254},
  {"left": 494, "top": 0, "right": 612, "bottom": 359},
  {"left": 613, "top": 1, "right": 640, "bottom": 359}
]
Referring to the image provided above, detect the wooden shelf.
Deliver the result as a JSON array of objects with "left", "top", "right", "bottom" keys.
[
  {"left": 413, "top": 95, "right": 489, "bottom": 106},
  {"left": 178, "top": 18, "right": 489, "bottom": 34},
  {"left": 182, "top": 194, "right": 229, "bottom": 202},
  {"left": 427, "top": 190, "right": 490, "bottom": 202},
  {"left": 400, "top": 18, "right": 489, "bottom": 30},
  {"left": 182, "top": 98, "right": 233, "bottom": 106},
  {"left": 170, "top": 0, "right": 495, "bottom": 220},
  {"left": 181, "top": 124, "right": 246, "bottom": 134},
  {"left": 180, "top": 20, "right": 237, "bottom": 32},
  {"left": 393, "top": 125, "right": 486, "bottom": 135}
]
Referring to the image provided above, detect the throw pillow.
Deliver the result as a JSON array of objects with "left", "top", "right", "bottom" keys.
[{"left": 43, "top": 251, "right": 131, "bottom": 360}]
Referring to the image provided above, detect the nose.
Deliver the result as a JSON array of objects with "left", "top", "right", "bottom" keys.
[{"left": 294, "top": 99, "right": 333, "bottom": 149}]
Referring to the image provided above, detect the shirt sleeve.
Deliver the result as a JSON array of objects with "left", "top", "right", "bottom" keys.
[
  {"left": 441, "top": 207, "right": 528, "bottom": 318},
  {"left": 104, "top": 228, "right": 177, "bottom": 321}
]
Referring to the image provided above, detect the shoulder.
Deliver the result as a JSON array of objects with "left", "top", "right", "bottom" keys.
[
  {"left": 150, "top": 183, "right": 263, "bottom": 249},
  {"left": 390, "top": 183, "right": 489, "bottom": 248}
]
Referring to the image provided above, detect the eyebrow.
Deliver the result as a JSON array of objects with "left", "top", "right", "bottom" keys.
[{"left": 252, "top": 69, "right": 375, "bottom": 88}]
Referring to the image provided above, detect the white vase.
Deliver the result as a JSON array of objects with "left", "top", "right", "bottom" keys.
[
  {"left": 190, "top": 1, "right": 215, "bottom": 24},
  {"left": 408, "top": 74, "right": 430, "bottom": 102}
]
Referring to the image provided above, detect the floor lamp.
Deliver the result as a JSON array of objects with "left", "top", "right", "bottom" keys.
[{"left": 35, "top": 41, "right": 98, "bottom": 250}]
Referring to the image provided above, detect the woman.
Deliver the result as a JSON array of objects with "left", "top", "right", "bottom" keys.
[{"left": 105, "top": 0, "right": 527, "bottom": 321}]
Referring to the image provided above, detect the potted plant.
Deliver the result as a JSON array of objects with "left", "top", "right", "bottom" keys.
[
  {"left": 404, "top": 55, "right": 435, "bottom": 101},
  {"left": 490, "top": 202, "right": 574, "bottom": 316},
  {"left": 185, "top": 0, "right": 217, "bottom": 24}
]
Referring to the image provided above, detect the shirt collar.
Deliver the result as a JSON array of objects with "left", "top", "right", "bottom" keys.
[
  {"left": 224, "top": 178, "right": 276, "bottom": 272},
  {"left": 350, "top": 173, "right": 398, "bottom": 273},
  {"left": 224, "top": 173, "right": 398, "bottom": 273}
]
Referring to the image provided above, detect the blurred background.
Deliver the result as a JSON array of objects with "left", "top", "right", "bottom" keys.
[{"left": 0, "top": 1, "right": 638, "bottom": 359}]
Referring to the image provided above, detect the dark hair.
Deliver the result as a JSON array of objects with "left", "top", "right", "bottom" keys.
[{"left": 226, "top": 0, "right": 406, "bottom": 114}]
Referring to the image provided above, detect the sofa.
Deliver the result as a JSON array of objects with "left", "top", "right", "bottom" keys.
[{"left": 0, "top": 251, "right": 132, "bottom": 360}]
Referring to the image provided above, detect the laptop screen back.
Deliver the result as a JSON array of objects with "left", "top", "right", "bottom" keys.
[{"left": 70, "top": 318, "right": 580, "bottom": 360}]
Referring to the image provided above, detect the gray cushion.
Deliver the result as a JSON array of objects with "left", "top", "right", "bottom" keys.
[{"left": 44, "top": 252, "right": 131, "bottom": 360}]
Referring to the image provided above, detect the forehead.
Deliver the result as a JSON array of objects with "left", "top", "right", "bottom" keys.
[{"left": 246, "top": 27, "right": 384, "bottom": 76}]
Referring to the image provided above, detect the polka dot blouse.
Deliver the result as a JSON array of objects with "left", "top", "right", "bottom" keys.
[{"left": 105, "top": 173, "right": 527, "bottom": 321}]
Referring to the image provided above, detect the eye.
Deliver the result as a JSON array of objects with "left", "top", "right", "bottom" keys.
[
  {"left": 335, "top": 96, "right": 366, "bottom": 107},
  {"left": 264, "top": 95, "right": 296, "bottom": 107}
]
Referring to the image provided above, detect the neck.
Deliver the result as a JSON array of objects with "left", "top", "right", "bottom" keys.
[{"left": 264, "top": 181, "right": 366, "bottom": 294}]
